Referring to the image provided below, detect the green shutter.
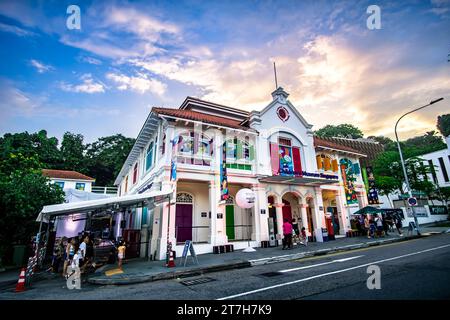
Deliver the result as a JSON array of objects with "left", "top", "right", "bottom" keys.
[
  {"left": 249, "top": 144, "right": 255, "bottom": 161},
  {"left": 236, "top": 140, "right": 243, "bottom": 160}
]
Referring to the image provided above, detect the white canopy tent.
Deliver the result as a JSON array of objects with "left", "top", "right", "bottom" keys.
[{"left": 36, "top": 189, "right": 173, "bottom": 222}]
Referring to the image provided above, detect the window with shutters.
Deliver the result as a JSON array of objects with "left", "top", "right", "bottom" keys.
[
  {"left": 316, "top": 154, "right": 338, "bottom": 173},
  {"left": 225, "top": 138, "right": 254, "bottom": 171},
  {"left": 176, "top": 131, "right": 212, "bottom": 166}
]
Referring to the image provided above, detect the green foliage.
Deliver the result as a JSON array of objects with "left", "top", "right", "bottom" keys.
[
  {"left": 85, "top": 134, "right": 135, "bottom": 186},
  {"left": 60, "top": 132, "right": 85, "bottom": 172},
  {"left": 0, "top": 153, "right": 65, "bottom": 264},
  {"left": 315, "top": 124, "right": 364, "bottom": 139},
  {"left": 437, "top": 114, "right": 450, "bottom": 137}
]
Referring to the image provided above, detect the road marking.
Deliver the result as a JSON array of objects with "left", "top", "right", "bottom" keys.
[
  {"left": 217, "top": 243, "right": 450, "bottom": 300},
  {"left": 279, "top": 256, "right": 363, "bottom": 273}
]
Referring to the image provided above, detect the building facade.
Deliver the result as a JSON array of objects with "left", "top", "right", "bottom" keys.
[{"left": 115, "top": 88, "right": 369, "bottom": 260}]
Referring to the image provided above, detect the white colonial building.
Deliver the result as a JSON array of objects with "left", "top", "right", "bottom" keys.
[{"left": 115, "top": 88, "right": 369, "bottom": 260}]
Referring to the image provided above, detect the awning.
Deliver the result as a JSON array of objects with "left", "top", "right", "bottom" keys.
[
  {"left": 36, "top": 189, "right": 173, "bottom": 222},
  {"left": 352, "top": 206, "right": 382, "bottom": 216}
]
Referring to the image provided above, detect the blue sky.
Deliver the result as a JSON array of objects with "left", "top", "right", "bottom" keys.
[{"left": 0, "top": 0, "right": 449, "bottom": 142}]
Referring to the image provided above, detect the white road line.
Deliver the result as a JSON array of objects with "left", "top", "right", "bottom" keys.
[
  {"left": 278, "top": 256, "right": 363, "bottom": 273},
  {"left": 217, "top": 244, "right": 450, "bottom": 300}
]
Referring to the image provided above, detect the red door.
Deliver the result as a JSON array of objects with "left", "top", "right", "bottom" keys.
[
  {"left": 282, "top": 200, "right": 292, "bottom": 223},
  {"left": 175, "top": 204, "right": 192, "bottom": 243}
]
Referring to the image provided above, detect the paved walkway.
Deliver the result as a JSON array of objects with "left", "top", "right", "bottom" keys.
[{"left": 87, "top": 226, "right": 449, "bottom": 285}]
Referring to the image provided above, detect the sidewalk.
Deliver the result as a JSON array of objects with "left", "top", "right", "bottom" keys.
[{"left": 87, "top": 226, "right": 449, "bottom": 285}]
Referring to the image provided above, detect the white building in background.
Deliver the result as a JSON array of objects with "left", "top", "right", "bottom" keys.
[
  {"left": 114, "top": 88, "right": 370, "bottom": 260},
  {"left": 42, "top": 169, "right": 95, "bottom": 192}
]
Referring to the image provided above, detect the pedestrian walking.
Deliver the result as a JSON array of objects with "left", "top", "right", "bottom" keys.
[
  {"left": 300, "top": 227, "right": 308, "bottom": 246},
  {"left": 292, "top": 218, "right": 300, "bottom": 236},
  {"left": 364, "top": 215, "right": 371, "bottom": 239},
  {"left": 376, "top": 214, "right": 384, "bottom": 237},
  {"left": 51, "top": 237, "right": 65, "bottom": 273},
  {"left": 117, "top": 241, "right": 126, "bottom": 270},
  {"left": 395, "top": 215, "right": 403, "bottom": 236},
  {"left": 78, "top": 236, "right": 89, "bottom": 272},
  {"left": 63, "top": 238, "right": 76, "bottom": 278},
  {"left": 282, "top": 219, "right": 293, "bottom": 250}
]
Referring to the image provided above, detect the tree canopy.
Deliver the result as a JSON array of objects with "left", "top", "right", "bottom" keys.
[
  {"left": 437, "top": 114, "right": 450, "bottom": 137},
  {"left": 315, "top": 124, "right": 364, "bottom": 139}
]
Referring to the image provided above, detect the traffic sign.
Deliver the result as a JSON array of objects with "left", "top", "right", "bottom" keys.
[{"left": 407, "top": 197, "right": 418, "bottom": 206}]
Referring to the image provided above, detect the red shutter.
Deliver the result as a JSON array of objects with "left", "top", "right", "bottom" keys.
[
  {"left": 270, "top": 142, "right": 279, "bottom": 175},
  {"left": 292, "top": 147, "right": 302, "bottom": 177}
]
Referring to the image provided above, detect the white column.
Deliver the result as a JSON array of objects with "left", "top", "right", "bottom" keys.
[
  {"left": 300, "top": 204, "right": 309, "bottom": 233},
  {"left": 313, "top": 187, "right": 325, "bottom": 242},
  {"left": 157, "top": 179, "right": 177, "bottom": 260},
  {"left": 275, "top": 203, "right": 284, "bottom": 239},
  {"left": 252, "top": 184, "right": 267, "bottom": 243},
  {"left": 336, "top": 190, "right": 350, "bottom": 234}
]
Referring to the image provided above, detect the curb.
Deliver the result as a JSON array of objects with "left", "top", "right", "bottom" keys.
[
  {"left": 87, "top": 260, "right": 251, "bottom": 285},
  {"left": 87, "top": 231, "right": 445, "bottom": 285}
]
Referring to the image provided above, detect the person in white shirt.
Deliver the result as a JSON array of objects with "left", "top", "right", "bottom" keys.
[{"left": 78, "top": 236, "right": 88, "bottom": 271}]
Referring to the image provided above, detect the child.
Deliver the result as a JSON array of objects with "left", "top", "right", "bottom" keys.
[
  {"left": 117, "top": 241, "right": 126, "bottom": 270},
  {"left": 301, "top": 227, "right": 308, "bottom": 246}
]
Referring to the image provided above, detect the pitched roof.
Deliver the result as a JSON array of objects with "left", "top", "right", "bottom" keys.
[
  {"left": 152, "top": 107, "right": 250, "bottom": 130},
  {"left": 313, "top": 136, "right": 367, "bottom": 156},
  {"left": 314, "top": 137, "right": 385, "bottom": 166},
  {"left": 42, "top": 169, "right": 95, "bottom": 181}
]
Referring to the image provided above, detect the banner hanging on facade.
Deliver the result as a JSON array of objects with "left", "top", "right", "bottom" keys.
[
  {"left": 340, "top": 158, "right": 358, "bottom": 205},
  {"left": 220, "top": 142, "right": 229, "bottom": 201},
  {"left": 170, "top": 135, "right": 182, "bottom": 181},
  {"left": 365, "top": 166, "right": 379, "bottom": 204}
]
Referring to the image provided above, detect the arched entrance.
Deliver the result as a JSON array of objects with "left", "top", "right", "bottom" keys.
[
  {"left": 282, "top": 199, "right": 292, "bottom": 223},
  {"left": 175, "top": 192, "right": 193, "bottom": 243}
]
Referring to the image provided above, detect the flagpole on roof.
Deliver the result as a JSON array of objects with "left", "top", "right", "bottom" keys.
[{"left": 273, "top": 62, "right": 278, "bottom": 89}]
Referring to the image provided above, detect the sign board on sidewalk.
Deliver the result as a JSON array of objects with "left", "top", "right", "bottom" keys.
[{"left": 182, "top": 240, "right": 199, "bottom": 267}]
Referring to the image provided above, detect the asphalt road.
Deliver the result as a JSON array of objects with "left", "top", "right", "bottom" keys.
[{"left": 1, "top": 234, "right": 450, "bottom": 300}]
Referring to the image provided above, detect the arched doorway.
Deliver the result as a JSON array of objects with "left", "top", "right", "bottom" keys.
[
  {"left": 282, "top": 199, "right": 292, "bottom": 223},
  {"left": 225, "top": 196, "right": 235, "bottom": 240},
  {"left": 175, "top": 192, "right": 193, "bottom": 243}
]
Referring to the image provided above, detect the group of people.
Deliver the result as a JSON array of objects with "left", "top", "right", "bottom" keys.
[
  {"left": 51, "top": 234, "right": 94, "bottom": 278},
  {"left": 282, "top": 218, "right": 308, "bottom": 250},
  {"left": 358, "top": 213, "right": 404, "bottom": 239}
]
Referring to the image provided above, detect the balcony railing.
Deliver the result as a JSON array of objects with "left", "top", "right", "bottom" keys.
[{"left": 91, "top": 186, "right": 118, "bottom": 195}]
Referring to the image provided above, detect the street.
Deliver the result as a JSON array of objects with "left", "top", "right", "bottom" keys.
[{"left": 1, "top": 234, "right": 450, "bottom": 300}]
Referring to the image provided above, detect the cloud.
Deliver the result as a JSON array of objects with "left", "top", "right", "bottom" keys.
[
  {"left": 78, "top": 56, "right": 102, "bottom": 65},
  {"left": 0, "top": 22, "right": 36, "bottom": 37},
  {"left": 106, "top": 72, "right": 167, "bottom": 96},
  {"left": 60, "top": 74, "right": 105, "bottom": 94},
  {"left": 29, "top": 59, "right": 53, "bottom": 73}
]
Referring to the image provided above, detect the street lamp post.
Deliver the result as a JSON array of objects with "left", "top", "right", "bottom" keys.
[{"left": 394, "top": 97, "right": 444, "bottom": 235}]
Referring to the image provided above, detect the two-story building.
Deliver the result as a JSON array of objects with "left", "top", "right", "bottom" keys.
[{"left": 114, "top": 88, "right": 369, "bottom": 260}]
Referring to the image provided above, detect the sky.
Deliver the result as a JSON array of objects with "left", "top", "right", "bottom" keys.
[{"left": 0, "top": 0, "right": 449, "bottom": 143}]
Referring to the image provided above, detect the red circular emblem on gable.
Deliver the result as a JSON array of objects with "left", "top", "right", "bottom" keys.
[{"left": 277, "top": 106, "right": 290, "bottom": 122}]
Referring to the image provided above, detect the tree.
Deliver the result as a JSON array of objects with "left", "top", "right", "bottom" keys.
[
  {"left": 315, "top": 124, "right": 364, "bottom": 139},
  {"left": 60, "top": 132, "right": 86, "bottom": 173},
  {"left": 437, "top": 114, "right": 450, "bottom": 137},
  {"left": 0, "top": 153, "right": 64, "bottom": 264},
  {"left": 0, "top": 130, "right": 61, "bottom": 169},
  {"left": 403, "top": 131, "right": 446, "bottom": 156},
  {"left": 85, "top": 134, "right": 135, "bottom": 186},
  {"left": 367, "top": 135, "right": 393, "bottom": 147}
]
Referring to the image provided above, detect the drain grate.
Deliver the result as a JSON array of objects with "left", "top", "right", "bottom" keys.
[
  {"left": 259, "top": 271, "right": 283, "bottom": 277},
  {"left": 180, "top": 277, "right": 216, "bottom": 286}
]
